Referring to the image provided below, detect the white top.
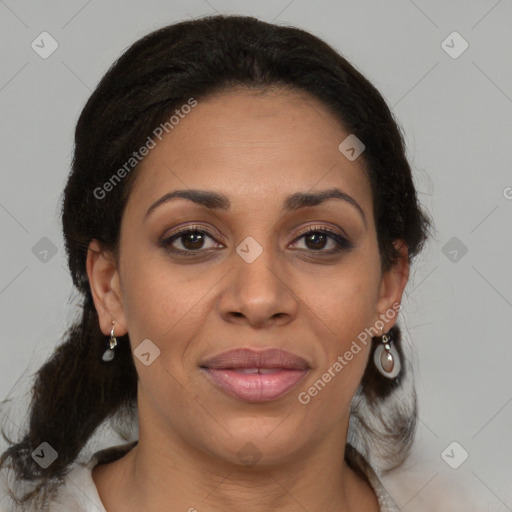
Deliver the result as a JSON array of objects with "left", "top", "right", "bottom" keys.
[{"left": 1, "top": 441, "right": 400, "bottom": 511}]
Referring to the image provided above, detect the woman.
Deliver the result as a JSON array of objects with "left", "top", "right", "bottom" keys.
[{"left": 0, "top": 14, "right": 431, "bottom": 512}]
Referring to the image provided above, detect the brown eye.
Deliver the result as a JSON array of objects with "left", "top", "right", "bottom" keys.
[
  {"left": 304, "top": 231, "right": 328, "bottom": 250},
  {"left": 161, "top": 226, "right": 222, "bottom": 256},
  {"left": 160, "top": 225, "right": 352, "bottom": 258},
  {"left": 179, "top": 231, "right": 206, "bottom": 250},
  {"left": 291, "top": 227, "right": 353, "bottom": 254}
]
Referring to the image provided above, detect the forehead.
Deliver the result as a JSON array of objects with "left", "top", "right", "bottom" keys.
[{"left": 124, "top": 87, "right": 372, "bottom": 217}]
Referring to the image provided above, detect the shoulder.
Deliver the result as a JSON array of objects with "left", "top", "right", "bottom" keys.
[
  {"left": 49, "top": 456, "right": 106, "bottom": 512},
  {"left": 0, "top": 441, "right": 137, "bottom": 512},
  {"left": 51, "top": 441, "right": 138, "bottom": 512}
]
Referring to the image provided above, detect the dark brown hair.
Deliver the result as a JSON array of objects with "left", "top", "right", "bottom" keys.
[{"left": 0, "top": 14, "right": 432, "bottom": 508}]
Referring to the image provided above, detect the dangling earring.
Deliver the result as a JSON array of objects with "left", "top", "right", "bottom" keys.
[
  {"left": 102, "top": 321, "right": 118, "bottom": 362},
  {"left": 373, "top": 329, "right": 401, "bottom": 379}
]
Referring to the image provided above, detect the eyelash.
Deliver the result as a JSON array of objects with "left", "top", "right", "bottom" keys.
[{"left": 160, "top": 224, "right": 353, "bottom": 257}]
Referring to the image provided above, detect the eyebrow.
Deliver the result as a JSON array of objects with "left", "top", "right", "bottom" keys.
[{"left": 145, "top": 187, "right": 367, "bottom": 227}]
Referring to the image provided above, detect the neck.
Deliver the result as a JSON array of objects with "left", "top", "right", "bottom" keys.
[{"left": 93, "top": 423, "right": 379, "bottom": 512}]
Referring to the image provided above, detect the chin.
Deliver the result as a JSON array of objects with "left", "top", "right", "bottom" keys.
[{"left": 204, "top": 416, "right": 311, "bottom": 467}]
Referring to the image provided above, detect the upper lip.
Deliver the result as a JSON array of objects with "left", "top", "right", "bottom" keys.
[{"left": 200, "top": 348, "right": 310, "bottom": 370}]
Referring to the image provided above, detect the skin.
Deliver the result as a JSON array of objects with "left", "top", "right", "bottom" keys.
[{"left": 87, "top": 86, "right": 409, "bottom": 512}]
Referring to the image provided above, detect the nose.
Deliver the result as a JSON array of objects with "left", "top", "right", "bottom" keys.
[{"left": 219, "top": 244, "right": 298, "bottom": 328}]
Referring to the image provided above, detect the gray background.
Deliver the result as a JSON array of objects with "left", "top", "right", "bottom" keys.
[{"left": 1, "top": 1, "right": 511, "bottom": 510}]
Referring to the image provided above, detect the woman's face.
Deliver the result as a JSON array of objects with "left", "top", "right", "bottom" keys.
[{"left": 89, "top": 87, "right": 408, "bottom": 467}]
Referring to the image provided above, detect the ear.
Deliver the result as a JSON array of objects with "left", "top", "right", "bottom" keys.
[
  {"left": 86, "top": 239, "right": 127, "bottom": 336},
  {"left": 375, "top": 240, "right": 410, "bottom": 331}
]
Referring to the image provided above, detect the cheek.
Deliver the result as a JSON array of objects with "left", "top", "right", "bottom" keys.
[
  {"left": 303, "top": 280, "right": 377, "bottom": 412},
  {"left": 119, "top": 249, "right": 217, "bottom": 356},
  {"left": 314, "top": 264, "right": 380, "bottom": 336},
  {"left": 302, "top": 260, "right": 380, "bottom": 394}
]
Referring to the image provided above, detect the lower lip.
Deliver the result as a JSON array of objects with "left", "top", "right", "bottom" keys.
[{"left": 202, "top": 368, "right": 309, "bottom": 402}]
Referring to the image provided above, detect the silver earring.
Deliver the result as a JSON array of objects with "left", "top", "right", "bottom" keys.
[
  {"left": 373, "top": 330, "right": 401, "bottom": 379},
  {"left": 102, "top": 322, "right": 118, "bottom": 362}
]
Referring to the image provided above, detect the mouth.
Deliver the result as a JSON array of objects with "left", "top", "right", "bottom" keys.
[{"left": 199, "top": 348, "right": 310, "bottom": 403}]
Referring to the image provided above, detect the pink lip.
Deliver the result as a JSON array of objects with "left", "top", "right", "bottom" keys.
[{"left": 200, "top": 348, "right": 310, "bottom": 403}]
